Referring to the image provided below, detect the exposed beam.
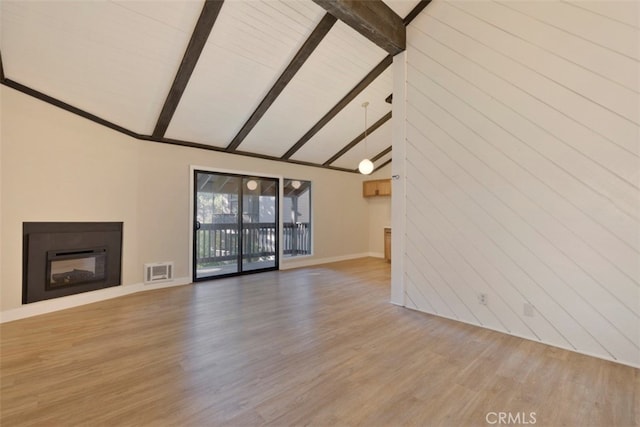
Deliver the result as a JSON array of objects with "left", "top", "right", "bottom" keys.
[
  {"left": 231, "top": 148, "right": 355, "bottom": 173},
  {"left": 0, "top": 0, "right": 431, "bottom": 175},
  {"left": 3, "top": 78, "right": 140, "bottom": 138},
  {"left": 346, "top": 146, "right": 391, "bottom": 174},
  {"left": 361, "top": 0, "right": 429, "bottom": 173},
  {"left": 352, "top": 156, "right": 392, "bottom": 174},
  {"left": 323, "top": 111, "right": 391, "bottom": 166},
  {"left": 371, "top": 145, "right": 391, "bottom": 162},
  {"left": 226, "top": 13, "right": 337, "bottom": 152},
  {"left": 280, "top": 0, "right": 431, "bottom": 164},
  {"left": 0, "top": 50, "right": 5, "bottom": 81},
  {"left": 282, "top": 54, "right": 392, "bottom": 160},
  {"left": 1, "top": 79, "right": 358, "bottom": 174},
  {"left": 312, "top": 0, "right": 405, "bottom": 55},
  {"left": 403, "top": 0, "right": 432, "bottom": 26},
  {"left": 152, "top": 0, "right": 224, "bottom": 139},
  {"left": 376, "top": 158, "right": 392, "bottom": 171}
]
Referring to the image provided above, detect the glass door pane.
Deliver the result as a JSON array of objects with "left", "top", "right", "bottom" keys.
[
  {"left": 194, "top": 171, "right": 279, "bottom": 281},
  {"left": 194, "top": 172, "right": 240, "bottom": 279},
  {"left": 242, "top": 177, "right": 278, "bottom": 272},
  {"left": 283, "top": 179, "right": 311, "bottom": 257}
]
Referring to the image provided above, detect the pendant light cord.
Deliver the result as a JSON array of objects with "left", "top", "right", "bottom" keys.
[
  {"left": 363, "top": 101, "right": 369, "bottom": 158},
  {"left": 358, "top": 101, "right": 374, "bottom": 175}
]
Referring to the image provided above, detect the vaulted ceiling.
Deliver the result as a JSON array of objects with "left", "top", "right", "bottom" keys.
[{"left": 1, "top": 0, "right": 429, "bottom": 173}]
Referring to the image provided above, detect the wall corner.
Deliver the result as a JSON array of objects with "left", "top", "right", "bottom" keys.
[{"left": 390, "top": 51, "right": 408, "bottom": 306}]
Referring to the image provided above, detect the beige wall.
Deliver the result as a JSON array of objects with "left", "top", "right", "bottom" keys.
[{"left": 1, "top": 86, "right": 370, "bottom": 311}]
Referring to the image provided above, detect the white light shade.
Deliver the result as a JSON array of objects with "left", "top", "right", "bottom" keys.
[
  {"left": 246, "top": 179, "right": 258, "bottom": 190},
  {"left": 358, "top": 159, "right": 374, "bottom": 175},
  {"left": 291, "top": 180, "right": 301, "bottom": 189}
]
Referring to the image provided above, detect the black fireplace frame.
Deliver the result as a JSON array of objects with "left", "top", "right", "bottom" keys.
[{"left": 23, "top": 222, "right": 123, "bottom": 304}]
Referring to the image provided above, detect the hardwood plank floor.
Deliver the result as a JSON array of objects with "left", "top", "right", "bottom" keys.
[{"left": 1, "top": 258, "right": 638, "bottom": 426}]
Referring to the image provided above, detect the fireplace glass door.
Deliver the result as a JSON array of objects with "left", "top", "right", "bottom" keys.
[
  {"left": 194, "top": 171, "right": 279, "bottom": 280},
  {"left": 47, "top": 248, "right": 107, "bottom": 289}
]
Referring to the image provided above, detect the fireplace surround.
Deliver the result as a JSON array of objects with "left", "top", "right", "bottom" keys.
[{"left": 23, "top": 222, "right": 123, "bottom": 304}]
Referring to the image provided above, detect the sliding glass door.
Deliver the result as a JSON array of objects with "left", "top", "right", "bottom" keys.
[{"left": 194, "top": 171, "right": 278, "bottom": 281}]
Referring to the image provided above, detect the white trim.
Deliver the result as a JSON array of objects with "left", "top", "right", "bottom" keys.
[
  {"left": 283, "top": 177, "right": 314, "bottom": 258},
  {"left": 390, "top": 51, "right": 408, "bottom": 306},
  {"left": 280, "top": 253, "right": 371, "bottom": 270},
  {"left": 0, "top": 277, "right": 191, "bottom": 323},
  {"left": 304, "top": 179, "right": 315, "bottom": 258},
  {"left": 368, "top": 252, "right": 385, "bottom": 259},
  {"left": 279, "top": 179, "right": 284, "bottom": 262},
  {"left": 190, "top": 165, "right": 283, "bottom": 181},
  {"left": 282, "top": 253, "right": 314, "bottom": 261}
]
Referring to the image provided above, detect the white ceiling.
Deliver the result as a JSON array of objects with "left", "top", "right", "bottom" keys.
[
  {"left": 166, "top": 0, "right": 326, "bottom": 146},
  {"left": 1, "top": 0, "right": 424, "bottom": 172}
]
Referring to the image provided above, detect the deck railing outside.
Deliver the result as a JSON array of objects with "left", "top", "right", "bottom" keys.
[
  {"left": 283, "top": 222, "right": 311, "bottom": 256},
  {"left": 196, "top": 222, "right": 310, "bottom": 265}
]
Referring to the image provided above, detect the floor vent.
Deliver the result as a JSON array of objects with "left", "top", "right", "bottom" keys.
[{"left": 144, "top": 262, "right": 173, "bottom": 284}]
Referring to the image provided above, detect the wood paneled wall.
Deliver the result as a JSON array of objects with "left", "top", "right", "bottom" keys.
[{"left": 395, "top": 0, "right": 639, "bottom": 366}]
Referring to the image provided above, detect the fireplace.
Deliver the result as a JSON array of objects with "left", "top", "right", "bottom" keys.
[
  {"left": 47, "top": 247, "right": 107, "bottom": 289},
  {"left": 23, "top": 222, "right": 123, "bottom": 304}
]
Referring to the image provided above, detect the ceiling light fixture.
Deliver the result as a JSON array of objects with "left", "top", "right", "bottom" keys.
[
  {"left": 358, "top": 101, "right": 374, "bottom": 175},
  {"left": 246, "top": 179, "right": 258, "bottom": 191},
  {"left": 291, "top": 180, "right": 301, "bottom": 189}
]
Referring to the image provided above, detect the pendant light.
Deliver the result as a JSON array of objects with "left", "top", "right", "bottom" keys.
[{"left": 358, "top": 101, "right": 374, "bottom": 175}]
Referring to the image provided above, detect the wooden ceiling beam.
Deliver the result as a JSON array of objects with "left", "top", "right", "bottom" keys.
[
  {"left": 351, "top": 156, "right": 392, "bottom": 174},
  {"left": 312, "top": 0, "right": 405, "bottom": 55},
  {"left": 357, "top": 1, "right": 429, "bottom": 174},
  {"left": 2, "top": 76, "right": 358, "bottom": 173},
  {"left": 3, "top": 77, "right": 139, "bottom": 138},
  {"left": 357, "top": 0, "right": 430, "bottom": 173},
  {"left": 0, "top": 50, "right": 5, "bottom": 81},
  {"left": 371, "top": 145, "right": 392, "bottom": 162},
  {"left": 323, "top": 111, "right": 391, "bottom": 166},
  {"left": 152, "top": 0, "right": 224, "bottom": 139},
  {"left": 225, "top": 13, "right": 337, "bottom": 152},
  {"left": 375, "top": 158, "right": 392, "bottom": 171},
  {"left": 283, "top": 0, "right": 431, "bottom": 165},
  {"left": 282, "top": 54, "right": 392, "bottom": 160},
  {"left": 403, "top": 0, "right": 432, "bottom": 26}
]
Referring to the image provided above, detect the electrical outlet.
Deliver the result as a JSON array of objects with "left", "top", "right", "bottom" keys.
[
  {"left": 478, "top": 293, "right": 488, "bottom": 305},
  {"left": 524, "top": 302, "right": 535, "bottom": 317}
]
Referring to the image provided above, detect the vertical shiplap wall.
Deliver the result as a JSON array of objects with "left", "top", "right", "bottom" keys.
[{"left": 396, "top": 0, "right": 640, "bottom": 367}]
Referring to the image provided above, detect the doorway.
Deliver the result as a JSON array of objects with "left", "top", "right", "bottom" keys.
[{"left": 193, "top": 170, "right": 279, "bottom": 281}]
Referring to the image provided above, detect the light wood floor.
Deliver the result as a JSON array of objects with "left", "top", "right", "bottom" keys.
[{"left": 1, "top": 258, "right": 638, "bottom": 426}]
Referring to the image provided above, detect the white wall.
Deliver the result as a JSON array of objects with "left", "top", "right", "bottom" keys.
[
  {"left": 393, "top": 0, "right": 640, "bottom": 367},
  {"left": 1, "top": 86, "right": 370, "bottom": 314}
]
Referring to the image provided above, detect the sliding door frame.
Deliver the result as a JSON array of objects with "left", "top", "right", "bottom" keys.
[{"left": 189, "top": 165, "right": 283, "bottom": 282}]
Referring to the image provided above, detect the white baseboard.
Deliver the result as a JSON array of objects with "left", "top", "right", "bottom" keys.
[
  {"left": 0, "top": 276, "right": 191, "bottom": 323},
  {"left": 368, "top": 252, "right": 385, "bottom": 259},
  {"left": 2, "top": 253, "right": 384, "bottom": 322},
  {"left": 4, "top": 253, "right": 380, "bottom": 320},
  {"left": 280, "top": 252, "right": 372, "bottom": 270}
]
